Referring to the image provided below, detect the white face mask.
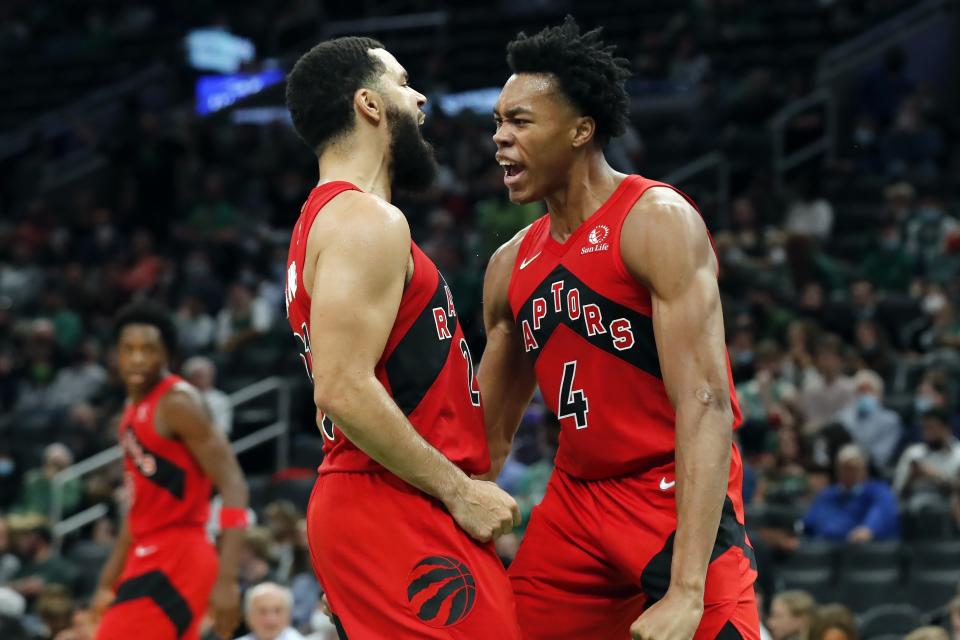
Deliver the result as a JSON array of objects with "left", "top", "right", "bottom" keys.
[{"left": 923, "top": 294, "right": 947, "bottom": 315}]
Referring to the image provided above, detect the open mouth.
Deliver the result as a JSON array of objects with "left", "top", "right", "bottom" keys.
[{"left": 499, "top": 160, "right": 526, "bottom": 186}]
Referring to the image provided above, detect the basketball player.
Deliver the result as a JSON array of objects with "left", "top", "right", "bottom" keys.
[
  {"left": 480, "top": 18, "right": 759, "bottom": 639},
  {"left": 93, "top": 303, "right": 249, "bottom": 640},
  {"left": 283, "top": 38, "right": 521, "bottom": 638}
]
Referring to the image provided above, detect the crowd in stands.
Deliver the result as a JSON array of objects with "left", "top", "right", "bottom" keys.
[{"left": 1, "top": 1, "right": 959, "bottom": 638}]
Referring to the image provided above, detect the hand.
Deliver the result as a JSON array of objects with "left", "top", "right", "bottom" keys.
[
  {"left": 847, "top": 526, "right": 874, "bottom": 543},
  {"left": 208, "top": 578, "right": 241, "bottom": 639},
  {"left": 630, "top": 589, "right": 704, "bottom": 640},
  {"left": 320, "top": 593, "right": 332, "bottom": 617},
  {"left": 91, "top": 587, "right": 116, "bottom": 618},
  {"left": 445, "top": 478, "right": 520, "bottom": 542}
]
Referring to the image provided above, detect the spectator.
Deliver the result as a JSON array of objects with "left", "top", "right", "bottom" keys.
[
  {"left": 304, "top": 605, "right": 337, "bottom": 640},
  {"left": 755, "top": 428, "right": 810, "bottom": 507},
  {"left": 851, "top": 321, "right": 895, "bottom": 386},
  {"left": 766, "top": 590, "right": 815, "bottom": 640},
  {"left": 36, "top": 585, "right": 75, "bottom": 639},
  {"left": 8, "top": 518, "right": 77, "bottom": 599},
  {"left": 807, "top": 603, "right": 858, "bottom": 640},
  {"left": 881, "top": 97, "right": 944, "bottom": 178},
  {"left": 216, "top": 281, "right": 273, "bottom": 354},
  {"left": 736, "top": 340, "right": 798, "bottom": 426},
  {"left": 0, "top": 516, "right": 21, "bottom": 584},
  {"left": 175, "top": 295, "right": 216, "bottom": 355},
  {"left": 183, "top": 356, "right": 232, "bottom": 436},
  {"left": 797, "top": 335, "right": 855, "bottom": 435},
  {"left": 0, "top": 587, "right": 28, "bottom": 640},
  {"left": 239, "top": 528, "right": 276, "bottom": 592},
  {"left": 906, "top": 628, "right": 949, "bottom": 640},
  {"left": 834, "top": 370, "right": 902, "bottom": 468},
  {"left": 802, "top": 444, "right": 899, "bottom": 542},
  {"left": 893, "top": 409, "right": 960, "bottom": 513},
  {"left": 47, "top": 339, "right": 107, "bottom": 409},
  {"left": 784, "top": 179, "right": 834, "bottom": 242},
  {"left": 904, "top": 195, "right": 960, "bottom": 280},
  {"left": 237, "top": 582, "right": 305, "bottom": 640},
  {"left": 13, "top": 444, "right": 82, "bottom": 518},
  {"left": 861, "top": 222, "right": 914, "bottom": 293},
  {"left": 947, "top": 596, "right": 960, "bottom": 640}
]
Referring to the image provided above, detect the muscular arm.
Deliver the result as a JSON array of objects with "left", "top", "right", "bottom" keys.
[
  {"left": 477, "top": 231, "right": 537, "bottom": 479},
  {"left": 624, "top": 189, "right": 733, "bottom": 603},
  {"left": 158, "top": 388, "right": 248, "bottom": 637},
  {"left": 308, "top": 195, "right": 517, "bottom": 540}
]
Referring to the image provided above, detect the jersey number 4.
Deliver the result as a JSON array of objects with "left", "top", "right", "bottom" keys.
[{"left": 558, "top": 361, "right": 589, "bottom": 429}]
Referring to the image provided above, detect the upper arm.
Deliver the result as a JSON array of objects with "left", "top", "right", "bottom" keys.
[
  {"left": 159, "top": 387, "right": 245, "bottom": 493},
  {"left": 308, "top": 195, "right": 411, "bottom": 393},
  {"left": 621, "top": 188, "right": 730, "bottom": 413}
]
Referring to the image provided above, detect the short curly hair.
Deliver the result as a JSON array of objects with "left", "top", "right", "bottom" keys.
[
  {"left": 113, "top": 301, "right": 177, "bottom": 354},
  {"left": 506, "top": 16, "right": 631, "bottom": 146},
  {"left": 286, "top": 36, "right": 386, "bottom": 154}
]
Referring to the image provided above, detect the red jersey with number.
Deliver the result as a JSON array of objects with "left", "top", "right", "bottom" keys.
[
  {"left": 285, "top": 181, "right": 489, "bottom": 476},
  {"left": 119, "top": 375, "right": 212, "bottom": 541},
  {"left": 507, "top": 175, "right": 743, "bottom": 480}
]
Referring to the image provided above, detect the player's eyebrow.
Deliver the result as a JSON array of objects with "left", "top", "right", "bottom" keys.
[{"left": 494, "top": 106, "right": 533, "bottom": 118}]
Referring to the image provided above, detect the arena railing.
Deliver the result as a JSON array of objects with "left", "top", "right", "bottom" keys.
[
  {"left": 770, "top": 87, "right": 837, "bottom": 192},
  {"left": 664, "top": 151, "right": 730, "bottom": 228},
  {"left": 49, "top": 376, "right": 292, "bottom": 549}
]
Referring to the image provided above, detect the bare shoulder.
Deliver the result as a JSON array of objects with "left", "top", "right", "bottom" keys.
[
  {"left": 311, "top": 190, "right": 411, "bottom": 248},
  {"left": 621, "top": 186, "right": 714, "bottom": 288},
  {"left": 486, "top": 224, "right": 533, "bottom": 282},
  {"left": 159, "top": 382, "right": 205, "bottom": 415}
]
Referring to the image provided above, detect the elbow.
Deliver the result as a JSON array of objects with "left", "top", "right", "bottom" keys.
[{"left": 311, "top": 366, "right": 359, "bottom": 422}]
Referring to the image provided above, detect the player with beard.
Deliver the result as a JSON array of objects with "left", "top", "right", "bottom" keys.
[
  {"left": 283, "top": 38, "right": 521, "bottom": 638},
  {"left": 479, "top": 18, "right": 759, "bottom": 640}
]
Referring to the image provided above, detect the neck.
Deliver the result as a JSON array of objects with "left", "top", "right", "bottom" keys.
[
  {"left": 127, "top": 369, "right": 169, "bottom": 403},
  {"left": 543, "top": 152, "right": 623, "bottom": 241},
  {"left": 317, "top": 132, "right": 392, "bottom": 201}
]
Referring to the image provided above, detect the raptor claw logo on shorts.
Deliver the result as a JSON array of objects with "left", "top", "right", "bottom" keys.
[{"left": 406, "top": 555, "right": 477, "bottom": 628}]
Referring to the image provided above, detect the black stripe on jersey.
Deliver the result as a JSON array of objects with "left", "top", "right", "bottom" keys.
[
  {"left": 515, "top": 264, "right": 661, "bottom": 378},
  {"left": 112, "top": 570, "right": 192, "bottom": 638},
  {"left": 385, "top": 275, "right": 454, "bottom": 415},
  {"left": 639, "top": 497, "right": 756, "bottom": 605},
  {"left": 125, "top": 430, "right": 186, "bottom": 500}
]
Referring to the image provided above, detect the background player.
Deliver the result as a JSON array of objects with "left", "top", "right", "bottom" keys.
[
  {"left": 283, "top": 38, "right": 521, "bottom": 637},
  {"left": 93, "top": 303, "right": 249, "bottom": 640},
  {"left": 479, "top": 17, "right": 759, "bottom": 639}
]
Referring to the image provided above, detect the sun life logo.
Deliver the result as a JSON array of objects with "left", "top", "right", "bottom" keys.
[{"left": 582, "top": 224, "right": 611, "bottom": 255}]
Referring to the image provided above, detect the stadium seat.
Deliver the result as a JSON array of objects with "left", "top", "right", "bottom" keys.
[
  {"left": 909, "top": 540, "right": 960, "bottom": 572},
  {"left": 779, "top": 567, "right": 835, "bottom": 604},
  {"left": 840, "top": 541, "right": 902, "bottom": 573},
  {"left": 903, "top": 506, "right": 956, "bottom": 541},
  {"left": 857, "top": 604, "right": 924, "bottom": 639},
  {"left": 270, "top": 477, "right": 315, "bottom": 511},
  {"left": 836, "top": 569, "right": 901, "bottom": 613},
  {"left": 783, "top": 540, "right": 837, "bottom": 572},
  {"left": 906, "top": 570, "right": 960, "bottom": 613}
]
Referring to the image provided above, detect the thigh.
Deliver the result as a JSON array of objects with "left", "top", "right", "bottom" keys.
[
  {"left": 307, "top": 473, "right": 521, "bottom": 640},
  {"left": 509, "top": 476, "right": 645, "bottom": 640}
]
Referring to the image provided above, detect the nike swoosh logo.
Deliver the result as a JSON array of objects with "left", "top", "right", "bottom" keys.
[
  {"left": 659, "top": 478, "right": 675, "bottom": 491},
  {"left": 519, "top": 252, "right": 542, "bottom": 270},
  {"left": 134, "top": 545, "right": 158, "bottom": 558}
]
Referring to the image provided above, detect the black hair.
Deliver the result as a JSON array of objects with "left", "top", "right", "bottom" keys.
[
  {"left": 506, "top": 15, "right": 631, "bottom": 145},
  {"left": 286, "top": 36, "right": 386, "bottom": 154},
  {"left": 921, "top": 408, "right": 950, "bottom": 425},
  {"left": 113, "top": 301, "right": 177, "bottom": 353}
]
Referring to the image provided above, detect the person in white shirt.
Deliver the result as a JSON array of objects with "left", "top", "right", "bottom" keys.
[
  {"left": 183, "top": 356, "right": 233, "bottom": 436},
  {"left": 235, "top": 582, "right": 305, "bottom": 640},
  {"left": 894, "top": 408, "right": 960, "bottom": 513}
]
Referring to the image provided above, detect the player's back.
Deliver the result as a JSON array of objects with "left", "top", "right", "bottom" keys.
[
  {"left": 119, "top": 374, "right": 211, "bottom": 540},
  {"left": 507, "top": 174, "right": 743, "bottom": 480},
  {"left": 285, "top": 181, "right": 489, "bottom": 476}
]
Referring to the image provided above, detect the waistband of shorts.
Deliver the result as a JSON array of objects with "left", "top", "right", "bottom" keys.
[{"left": 132, "top": 523, "right": 207, "bottom": 544}]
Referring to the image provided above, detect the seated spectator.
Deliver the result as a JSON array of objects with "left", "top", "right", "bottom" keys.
[
  {"left": 947, "top": 596, "right": 960, "bottom": 640},
  {"left": 0, "top": 587, "right": 28, "bottom": 640},
  {"left": 904, "top": 195, "right": 960, "bottom": 279},
  {"left": 861, "top": 222, "right": 914, "bottom": 293},
  {"left": 767, "top": 590, "right": 815, "bottom": 640},
  {"left": 183, "top": 356, "right": 232, "bottom": 436},
  {"left": 8, "top": 517, "right": 77, "bottom": 599},
  {"left": 835, "top": 370, "right": 902, "bottom": 468},
  {"left": 239, "top": 528, "right": 276, "bottom": 593},
  {"left": 755, "top": 428, "right": 810, "bottom": 507},
  {"left": 36, "top": 584, "right": 75, "bottom": 639},
  {"left": 802, "top": 444, "right": 899, "bottom": 542},
  {"left": 881, "top": 98, "right": 944, "bottom": 178},
  {"left": 894, "top": 409, "right": 960, "bottom": 514},
  {"left": 237, "top": 582, "right": 305, "bottom": 640},
  {"left": 784, "top": 178, "right": 834, "bottom": 242},
  {"left": 851, "top": 320, "right": 895, "bottom": 386},
  {"left": 175, "top": 295, "right": 216, "bottom": 355},
  {"left": 736, "top": 340, "right": 798, "bottom": 426},
  {"left": 13, "top": 444, "right": 82, "bottom": 518},
  {"left": 797, "top": 335, "right": 855, "bottom": 435},
  {"left": 807, "top": 604, "right": 858, "bottom": 640},
  {"left": 906, "top": 627, "right": 949, "bottom": 640},
  {"left": 47, "top": 339, "right": 107, "bottom": 410},
  {"left": 216, "top": 281, "right": 273, "bottom": 354},
  {"left": 0, "top": 516, "right": 20, "bottom": 584}
]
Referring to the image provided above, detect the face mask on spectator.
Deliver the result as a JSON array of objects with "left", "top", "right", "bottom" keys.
[
  {"left": 914, "top": 394, "right": 935, "bottom": 413},
  {"left": 922, "top": 293, "right": 947, "bottom": 315},
  {"left": 856, "top": 393, "right": 879, "bottom": 415},
  {"left": 918, "top": 206, "right": 944, "bottom": 223},
  {"left": 0, "top": 458, "right": 14, "bottom": 476}
]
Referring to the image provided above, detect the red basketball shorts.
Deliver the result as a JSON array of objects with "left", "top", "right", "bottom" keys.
[
  {"left": 306, "top": 471, "right": 521, "bottom": 639},
  {"left": 96, "top": 526, "right": 218, "bottom": 640},
  {"left": 509, "top": 467, "right": 760, "bottom": 640}
]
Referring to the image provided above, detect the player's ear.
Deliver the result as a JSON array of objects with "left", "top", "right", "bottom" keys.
[
  {"left": 571, "top": 116, "right": 596, "bottom": 149},
  {"left": 354, "top": 88, "right": 383, "bottom": 126}
]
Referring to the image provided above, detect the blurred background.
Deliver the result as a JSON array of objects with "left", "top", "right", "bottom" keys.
[{"left": 0, "top": 0, "right": 959, "bottom": 639}]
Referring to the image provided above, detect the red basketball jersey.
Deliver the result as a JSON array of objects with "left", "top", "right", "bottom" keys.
[
  {"left": 118, "top": 375, "right": 212, "bottom": 540},
  {"left": 507, "top": 175, "right": 743, "bottom": 480},
  {"left": 285, "top": 181, "right": 489, "bottom": 476}
]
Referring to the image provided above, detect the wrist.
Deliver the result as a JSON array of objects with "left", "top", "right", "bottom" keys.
[
  {"left": 667, "top": 580, "right": 706, "bottom": 602},
  {"left": 439, "top": 470, "right": 470, "bottom": 506}
]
